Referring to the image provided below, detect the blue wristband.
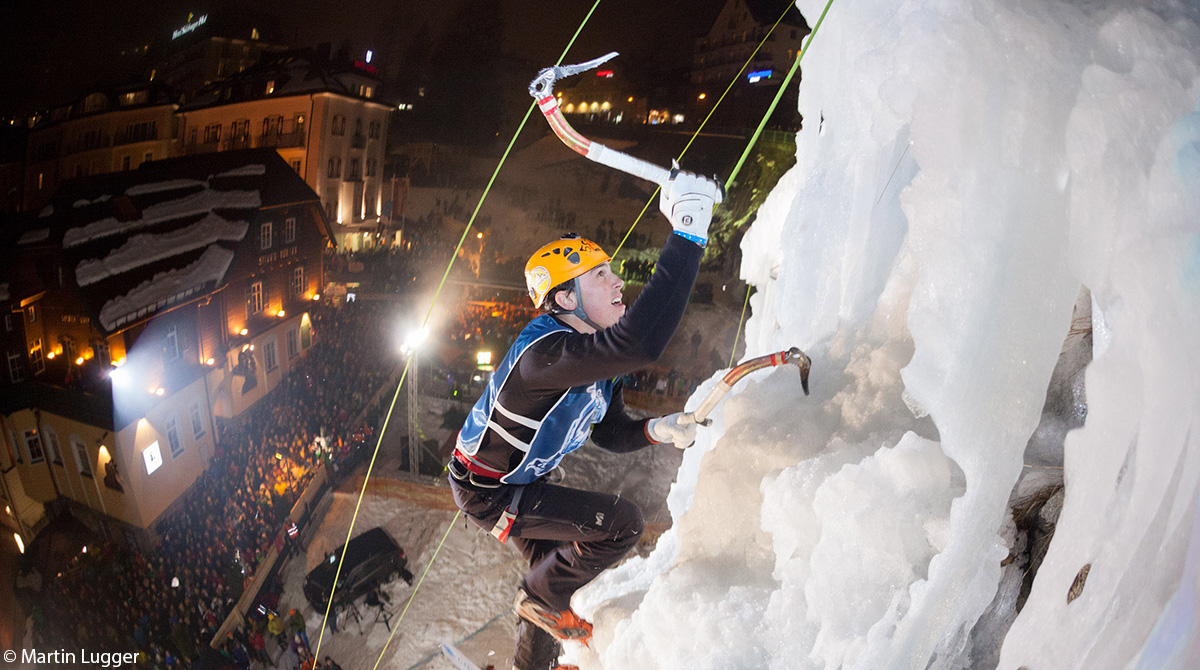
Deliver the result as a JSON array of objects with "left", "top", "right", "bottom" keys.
[{"left": 673, "top": 230, "right": 707, "bottom": 247}]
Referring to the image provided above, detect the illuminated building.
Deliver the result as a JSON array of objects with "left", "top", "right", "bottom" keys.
[
  {"left": 177, "top": 45, "right": 391, "bottom": 251},
  {"left": 688, "top": 0, "right": 810, "bottom": 129},
  {"left": 0, "top": 149, "right": 327, "bottom": 543},
  {"left": 22, "top": 82, "right": 181, "bottom": 213},
  {"left": 555, "top": 69, "right": 648, "bottom": 125}
]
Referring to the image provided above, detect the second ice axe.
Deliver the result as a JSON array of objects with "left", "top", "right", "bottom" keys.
[{"left": 681, "top": 348, "right": 812, "bottom": 427}]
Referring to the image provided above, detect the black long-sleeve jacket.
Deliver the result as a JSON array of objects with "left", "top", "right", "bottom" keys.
[{"left": 470, "top": 233, "right": 703, "bottom": 475}]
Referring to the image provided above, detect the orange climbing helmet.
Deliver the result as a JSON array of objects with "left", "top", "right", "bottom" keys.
[{"left": 524, "top": 235, "right": 611, "bottom": 309}]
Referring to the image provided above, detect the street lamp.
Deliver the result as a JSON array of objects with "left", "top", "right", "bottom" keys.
[{"left": 402, "top": 328, "right": 429, "bottom": 475}]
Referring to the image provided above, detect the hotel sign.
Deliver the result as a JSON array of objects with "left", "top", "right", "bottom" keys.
[{"left": 173, "top": 14, "right": 208, "bottom": 39}]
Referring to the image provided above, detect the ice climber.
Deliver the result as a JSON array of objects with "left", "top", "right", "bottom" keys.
[{"left": 447, "top": 170, "right": 722, "bottom": 670}]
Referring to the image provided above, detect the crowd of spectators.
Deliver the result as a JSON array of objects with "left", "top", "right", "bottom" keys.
[{"left": 26, "top": 300, "right": 397, "bottom": 669}]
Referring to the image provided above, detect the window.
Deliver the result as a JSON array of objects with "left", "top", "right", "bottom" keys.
[
  {"left": 348, "top": 157, "right": 360, "bottom": 178},
  {"left": 37, "top": 172, "right": 44, "bottom": 190},
  {"left": 164, "top": 324, "right": 179, "bottom": 362},
  {"left": 366, "top": 158, "right": 377, "bottom": 177},
  {"left": 30, "top": 339, "right": 44, "bottom": 375},
  {"left": 24, "top": 430, "right": 45, "bottom": 464},
  {"left": 72, "top": 438, "right": 92, "bottom": 477},
  {"left": 166, "top": 416, "right": 183, "bottom": 458},
  {"left": 27, "top": 305, "right": 36, "bottom": 323},
  {"left": 284, "top": 217, "right": 296, "bottom": 243},
  {"left": 368, "top": 120, "right": 379, "bottom": 139},
  {"left": 7, "top": 351, "right": 23, "bottom": 383},
  {"left": 260, "top": 221, "right": 273, "bottom": 249},
  {"left": 189, "top": 401, "right": 205, "bottom": 439},
  {"left": 264, "top": 339, "right": 277, "bottom": 372},
  {"left": 144, "top": 151, "right": 153, "bottom": 163},
  {"left": 203, "top": 123, "right": 221, "bottom": 144},
  {"left": 44, "top": 427, "right": 62, "bottom": 465},
  {"left": 332, "top": 115, "right": 345, "bottom": 136},
  {"left": 189, "top": 128, "right": 198, "bottom": 145},
  {"left": 232, "top": 119, "right": 250, "bottom": 140},
  {"left": 265, "top": 80, "right": 275, "bottom": 95},
  {"left": 122, "top": 155, "right": 131, "bottom": 171},
  {"left": 247, "top": 281, "right": 264, "bottom": 315},
  {"left": 262, "top": 115, "right": 282, "bottom": 136},
  {"left": 291, "top": 266, "right": 305, "bottom": 296},
  {"left": 286, "top": 328, "right": 299, "bottom": 358},
  {"left": 291, "top": 159, "right": 302, "bottom": 173},
  {"left": 325, "top": 200, "right": 336, "bottom": 222},
  {"left": 4, "top": 314, "right": 14, "bottom": 331},
  {"left": 355, "top": 118, "right": 363, "bottom": 137}
]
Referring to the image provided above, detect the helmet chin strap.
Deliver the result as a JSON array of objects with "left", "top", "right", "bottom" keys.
[{"left": 568, "top": 277, "right": 606, "bottom": 332}]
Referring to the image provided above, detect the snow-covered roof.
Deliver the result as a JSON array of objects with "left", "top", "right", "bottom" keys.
[
  {"left": 17, "top": 228, "right": 50, "bottom": 245},
  {"left": 46, "top": 148, "right": 319, "bottom": 333}
]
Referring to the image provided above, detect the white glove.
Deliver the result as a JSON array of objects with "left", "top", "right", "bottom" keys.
[
  {"left": 647, "top": 412, "right": 696, "bottom": 449},
  {"left": 659, "top": 165, "right": 723, "bottom": 246}
]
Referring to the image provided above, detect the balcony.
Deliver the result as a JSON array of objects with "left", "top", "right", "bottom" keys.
[
  {"left": 259, "top": 130, "right": 306, "bottom": 149},
  {"left": 113, "top": 129, "right": 162, "bottom": 147},
  {"left": 63, "top": 135, "right": 112, "bottom": 156},
  {"left": 184, "top": 139, "right": 222, "bottom": 155}
]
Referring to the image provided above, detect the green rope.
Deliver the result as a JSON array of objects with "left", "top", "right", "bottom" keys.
[
  {"left": 372, "top": 510, "right": 463, "bottom": 670},
  {"left": 726, "top": 0, "right": 837, "bottom": 186},
  {"left": 312, "top": 0, "right": 608, "bottom": 661},
  {"left": 614, "top": 1, "right": 798, "bottom": 256},
  {"left": 729, "top": 285, "right": 753, "bottom": 369},
  {"left": 724, "top": 0, "right": 837, "bottom": 366}
]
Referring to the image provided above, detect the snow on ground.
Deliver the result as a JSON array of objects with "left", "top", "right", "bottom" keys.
[{"left": 282, "top": 488, "right": 525, "bottom": 670}]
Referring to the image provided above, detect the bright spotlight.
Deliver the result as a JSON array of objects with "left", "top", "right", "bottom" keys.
[
  {"left": 312, "top": 294, "right": 321, "bottom": 301},
  {"left": 47, "top": 352, "right": 55, "bottom": 359},
  {"left": 155, "top": 387, "right": 165, "bottom": 396},
  {"left": 13, "top": 533, "right": 24, "bottom": 554},
  {"left": 240, "top": 328, "right": 249, "bottom": 336},
  {"left": 402, "top": 328, "right": 429, "bottom": 354},
  {"left": 75, "top": 356, "right": 85, "bottom": 365},
  {"left": 109, "top": 367, "right": 129, "bottom": 387},
  {"left": 277, "top": 309, "right": 286, "bottom": 317},
  {"left": 206, "top": 357, "right": 215, "bottom": 366}
]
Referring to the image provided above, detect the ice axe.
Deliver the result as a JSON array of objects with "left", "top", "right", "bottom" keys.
[
  {"left": 680, "top": 348, "right": 811, "bottom": 427},
  {"left": 529, "top": 52, "right": 674, "bottom": 187}
]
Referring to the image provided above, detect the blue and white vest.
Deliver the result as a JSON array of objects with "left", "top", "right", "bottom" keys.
[{"left": 456, "top": 315, "right": 614, "bottom": 485}]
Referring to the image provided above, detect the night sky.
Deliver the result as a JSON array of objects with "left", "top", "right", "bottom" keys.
[{"left": 0, "top": 0, "right": 725, "bottom": 116}]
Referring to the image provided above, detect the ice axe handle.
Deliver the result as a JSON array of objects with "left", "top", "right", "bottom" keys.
[{"left": 678, "top": 347, "right": 811, "bottom": 427}]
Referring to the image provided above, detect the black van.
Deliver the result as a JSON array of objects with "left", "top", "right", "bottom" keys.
[{"left": 303, "top": 527, "right": 413, "bottom": 612}]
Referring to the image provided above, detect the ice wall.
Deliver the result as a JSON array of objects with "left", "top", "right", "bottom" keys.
[{"left": 576, "top": 0, "right": 1200, "bottom": 668}]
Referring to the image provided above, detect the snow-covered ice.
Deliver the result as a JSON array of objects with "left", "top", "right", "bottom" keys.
[{"left": 568, "top": 0, "right": 1200, "bottom": 668}]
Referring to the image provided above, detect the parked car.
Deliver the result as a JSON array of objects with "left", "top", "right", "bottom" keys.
[{"left": 303, "top": 527, "right": 413, "bottom": 612}]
